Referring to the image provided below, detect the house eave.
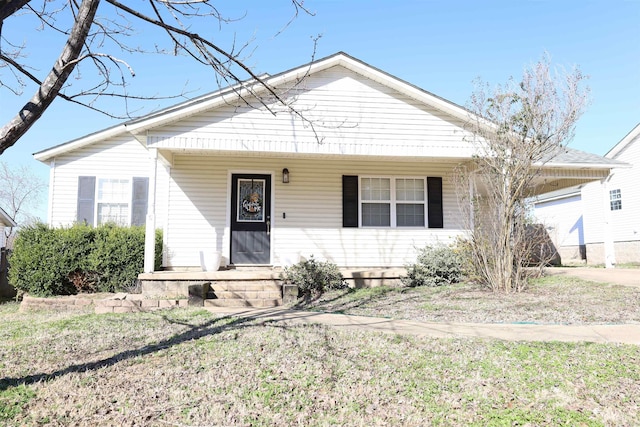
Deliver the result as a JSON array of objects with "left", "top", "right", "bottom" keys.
[
  {"left": 605, "top": 123, "right": 640, "bottom": 159},
  {"left": 0, "top": 207, "right": 17, "bottom": 227},
  {"left": 33, "top": 124, "right": 129, "bottom": 162},
  {"left": 541, "top": 161, "right": 628, "bottom": 170}
]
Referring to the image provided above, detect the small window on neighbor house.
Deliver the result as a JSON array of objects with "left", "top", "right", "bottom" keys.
[{"left": 609, "top": 189, "right": 622, "bottom": 211}]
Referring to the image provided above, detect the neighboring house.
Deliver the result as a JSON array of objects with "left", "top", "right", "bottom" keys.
[
  {"left": 535, "top": 124, "right": 639, "bottom": 266},
  {"left": 0, "top": 206, "right": 16, "bottom": 249},
  {"left": 34, "top": 52, "right": 621, "bottom": 274},
  {"left": 0, "top": 206, "right": 17, "bottom": 298}
]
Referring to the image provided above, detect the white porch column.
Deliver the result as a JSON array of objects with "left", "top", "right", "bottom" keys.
[
  {"left": 144, "top": 148, "right": 158, "bottom": 273},
  {"left": 602, "top": 177, "right": 616, "bottom": 268}
]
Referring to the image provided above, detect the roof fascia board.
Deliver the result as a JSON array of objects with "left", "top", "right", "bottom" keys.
[
  {"left": 0, "top": 207, "right": 17, "bottom": 227},
  {"left": 605, "top": 123, "right": 640, "bottom": 159},
  {"left": 541, "top": 160, "right": 630, "bottom": 169}
]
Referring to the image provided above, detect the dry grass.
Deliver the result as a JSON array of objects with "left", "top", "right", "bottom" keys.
[
  {"left": 297, "top": 275, "right": 640, "bottom": 325},
  {"left": 1, "top": 275, "right": 639, "bottom": 426}
]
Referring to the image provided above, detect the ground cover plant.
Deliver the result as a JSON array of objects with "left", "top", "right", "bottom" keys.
[
  {"left": 1, "top": 279, "right": 640, "bottom": 427},
  {"left": 298, "top": 275, "right": 640, "bottom": 325}
]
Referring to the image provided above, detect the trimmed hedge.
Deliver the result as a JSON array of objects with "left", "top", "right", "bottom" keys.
[{"left": 9, "top": 223, "right": 162, "bottom": 296}]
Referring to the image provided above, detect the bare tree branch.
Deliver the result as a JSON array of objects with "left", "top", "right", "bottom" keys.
[
  {"left": 0, "top": 0, "right": 100, "bottom": 155},
  {"left": 0, "top": 0, "right": 317, "bottom": 154},
  {"left": 456, "top": 54, "right": 589, "bottom": 292},
  {"left": 0, "top": 0, "right": 32, "bottom": 22}
]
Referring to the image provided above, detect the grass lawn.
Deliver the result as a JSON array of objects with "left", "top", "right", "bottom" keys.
[
  {"left": 296, "top": 275, "right": 640, "bottom": 325},
  {"left": 1, "top": 276, "right": 639, "bottom": 426}
]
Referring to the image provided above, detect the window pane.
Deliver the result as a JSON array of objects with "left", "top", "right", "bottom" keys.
[
  {"left": 97, "top": 203, "right": 128, "bottom": 225},
  {"left": 98, "top": 178, "right": 129, "bottom": 201},
  {"left": 362, "top": 203, "right": 391, "bottom": 226},
  {"left": 609, "top": 189, "right": 622, "bottom": 211},
  {"left": 361, "top": 178, "right": 390, "bottom": 201},
  {"left": 396, "top": 178, "right": 424, "bottom": 201},
  {"left": 397, "top": 203, "right": 425, "bottom": 227}
]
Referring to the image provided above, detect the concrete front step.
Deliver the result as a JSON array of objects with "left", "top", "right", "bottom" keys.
[
  {"left": 209, "top": 280, "right": 281, "bottom": 292},
  {"left": 208, "top": 290, "right": 281, "bottom": 300},
  {"left": 205, "top": 280, "right": 283, "bottom": 307},
  {"left": 204, "top": 298, "right": 282, "bottom": 308}
]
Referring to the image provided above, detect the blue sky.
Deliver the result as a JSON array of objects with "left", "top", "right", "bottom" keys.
[{"left": 1, "top": 0, "right": 639, "bottom": 220}]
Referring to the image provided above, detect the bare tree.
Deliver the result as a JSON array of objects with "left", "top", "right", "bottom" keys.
[
  {"left": 0, "top": 161, "right": 46, "bottom": 243},
  {"left": 456, "top": 54, "right": 589, "bottom": 292},
  {"left": 0, "top": 0, "right": 315, "bottom": 155}
]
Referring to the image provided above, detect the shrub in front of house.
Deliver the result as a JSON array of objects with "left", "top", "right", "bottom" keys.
[
  {"left": 402, "top": 244, "right": 462, "bottom": 287},
  {"left": 281, "top": 256, "right": 347, "bottom": 298},
  {"left": 9, "top": 223, "right": 162, "bottom": 297}
]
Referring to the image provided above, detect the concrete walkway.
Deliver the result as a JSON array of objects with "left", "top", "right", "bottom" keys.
[
  {"left": 545, "top": 266, "right": 640, "bottom": 287},
  {"left": 206, "top": 307, "right": 640, "bottom": 345}
]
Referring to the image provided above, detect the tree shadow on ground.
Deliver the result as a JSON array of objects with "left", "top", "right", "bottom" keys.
[
  {"left": 0, "top": 308, "right": 312, "bottom": 392},
  {"left": 293, "top": 285, "right": 420, "bottom": 315}
]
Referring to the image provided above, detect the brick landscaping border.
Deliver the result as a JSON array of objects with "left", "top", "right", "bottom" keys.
[{"left": 19, "top": 294, "right": 190, "bottom": 314}]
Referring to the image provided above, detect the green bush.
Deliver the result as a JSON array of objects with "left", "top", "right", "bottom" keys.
[
  {"left": 281, "top": 256, "right": 346, "bottom": 298},
  {"left": 402, "top": 244, "right": 462, "bottom": 287},
  {"left": 9, "top": 223, "right": 163, "bottom": 296}
]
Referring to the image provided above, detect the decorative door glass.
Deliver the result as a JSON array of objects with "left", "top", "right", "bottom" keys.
[{"left": 237, "top": 178, "right": 265, "bottom": 222}]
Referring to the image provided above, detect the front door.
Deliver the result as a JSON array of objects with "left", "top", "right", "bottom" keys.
[{"left": 230, "top": 174, "right": 271, "bottom": 265}]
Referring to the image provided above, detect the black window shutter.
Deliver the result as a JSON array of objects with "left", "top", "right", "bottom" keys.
[
  {"left": 131, "top": 177, "right": 149, "bottom": 226},
  {"left": 427, "top": 177, "right": 443, "bottom": 228},
  {"left": 77, "top": 176, "right": 96, "bottom": 226},
  {"left": 342, "top": 175, "right": 359, "bottom": 227}
]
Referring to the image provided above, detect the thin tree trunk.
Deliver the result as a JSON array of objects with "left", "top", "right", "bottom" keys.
[{"left": 0, "top": 0, "right": 100, "bottom": 155}]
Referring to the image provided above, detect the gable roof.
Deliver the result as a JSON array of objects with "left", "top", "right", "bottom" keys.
[
  {"left": 34, "top": 52, "right": 475, "bottom": 162},
  {"left": 0, "top": 206, "right": 16, "bottom": 227},
  {"left": 605, "top": 123, "right": 640, "bottom": 159},
  {"left": 32, "top": 52, "right": 623, "bottom": 171}
]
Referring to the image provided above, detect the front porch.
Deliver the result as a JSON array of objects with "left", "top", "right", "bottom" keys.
[{"left": 138, "top": 267, "right": 407, "bottom": 308}]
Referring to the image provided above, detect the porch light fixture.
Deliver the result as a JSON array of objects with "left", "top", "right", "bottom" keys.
[{"left": 282, "top": 168, "right": 290, "bottom": 183}]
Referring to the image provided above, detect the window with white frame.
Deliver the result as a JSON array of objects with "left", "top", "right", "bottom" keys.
[
  {"left": 609, "top": 189, "right": 622, "bottom": 211},
  {"left": 360, "top": 177, "right": 426, "bottom": 227},
  {"left": 97, "top": 178, "right": 130, "bottom": 225}
]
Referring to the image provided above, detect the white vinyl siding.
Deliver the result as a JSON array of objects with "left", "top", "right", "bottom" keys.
[
  {"left": 46, "top": 136, "right": 165, "bottom": 229},
  {"left": 164, "top": 154, "right": 463, "bottom": 268},
  {"left": 147, "top": 67, "right": 478, "bottom": 159},
  {"left": 606, "top": 134, "right": 640, "bottom": 243}
]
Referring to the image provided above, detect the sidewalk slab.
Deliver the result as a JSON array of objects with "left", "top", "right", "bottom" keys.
[
  {"left": 545, "top": 267, "right": 640, "bottom": 287},
  {"left": 205, "top": 307, "right": 640, "bottom": 345}
]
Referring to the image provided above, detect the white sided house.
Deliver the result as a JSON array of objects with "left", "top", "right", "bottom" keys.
[
  {"left": 0, "top": 206, "right": 16, "bottom": 249},
  {"left": 0, "top": 206, "right": 16, "bottom": 298},
  {"left": 34, "top": 53, "right": 622, "bottom": 302},
  {"left": 535, "top": 124, "right": 639, "bottom": 266}
]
